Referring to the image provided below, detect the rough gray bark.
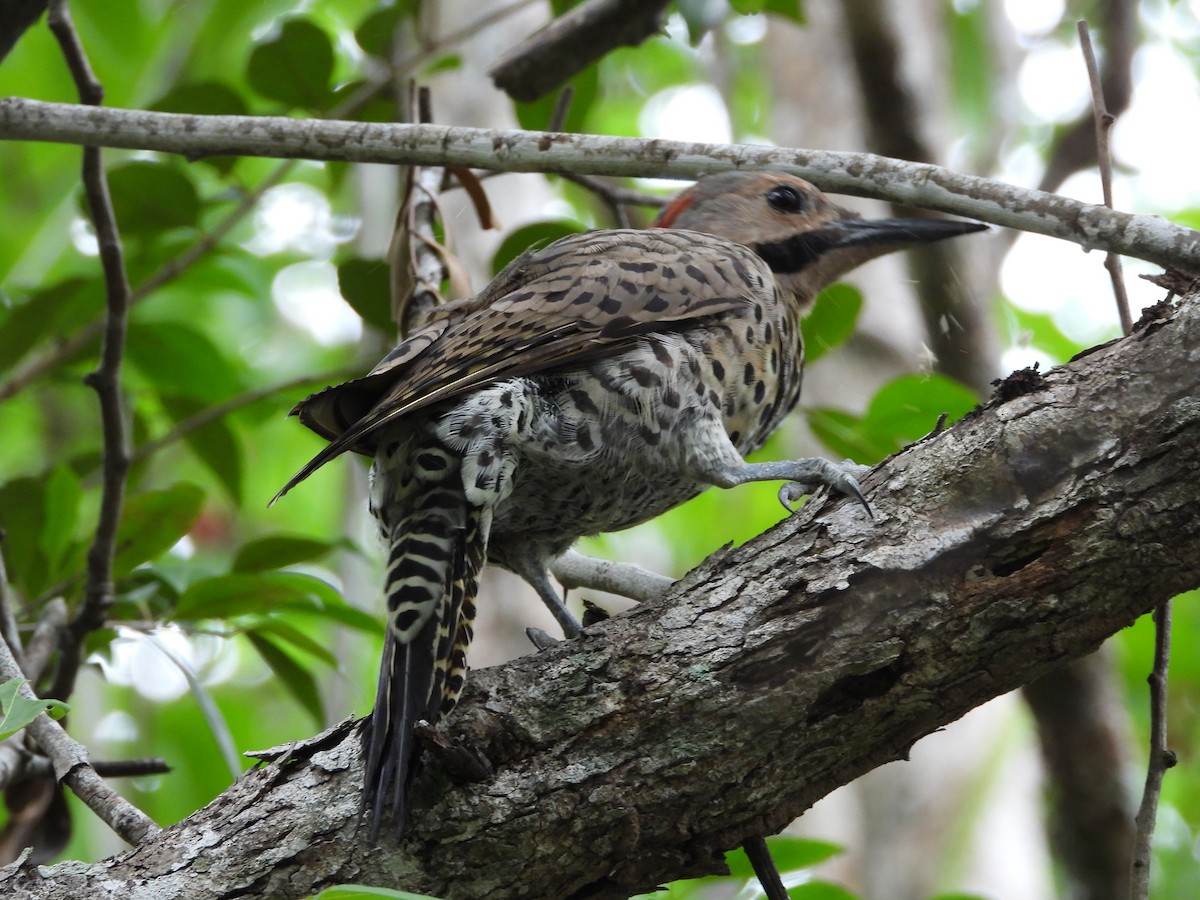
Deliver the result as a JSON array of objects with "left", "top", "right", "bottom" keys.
[{"left": 2, "top": 292, "right": 1198, "bottom": 899}]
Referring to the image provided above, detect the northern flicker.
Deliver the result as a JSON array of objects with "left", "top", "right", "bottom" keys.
[{"left": 273, "top": 171, "right": 986, "bottom": 839}]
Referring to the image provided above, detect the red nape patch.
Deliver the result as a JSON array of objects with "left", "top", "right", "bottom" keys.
[{"left": 653, "top": 190, "right": 696, "bottom": 228}]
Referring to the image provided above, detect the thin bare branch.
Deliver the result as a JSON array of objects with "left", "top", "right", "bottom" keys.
[
  {"left": 0, "top": 536, "right": 21, "bottom": 665},
  {"left": 1079, "top": 19, "right": 1133, "bottom": 336},
  {"left": 0, "top": 629, "right": 159, "bottom": 844},
  {"left": 45, "top": 0, "right": 133, "bottom": 703},
  {"left": 1131, "top": 601, "right": 1176, "bottom": 898},
  {"left": 3, "top": 99, "right": 1198, "bottom": 273},
  {"left": 128, "top": 372, "right": 352, "bottom": 467}
]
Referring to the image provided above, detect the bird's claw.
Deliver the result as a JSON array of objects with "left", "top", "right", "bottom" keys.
[{"left": 777, "top": 460, "right": 874, "bottom": 519}]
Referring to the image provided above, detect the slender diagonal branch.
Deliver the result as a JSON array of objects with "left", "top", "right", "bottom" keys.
[
  {"left": 45, "top": 0, "right": 133, "bottom": 703},
  {"left": 0, "top": 632, "right": 158, "bottom": 845}
]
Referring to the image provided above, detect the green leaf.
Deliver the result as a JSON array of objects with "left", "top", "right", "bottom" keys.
[
  {"left": 805, "top": 407, "right": 877, "bottom": 463},
  {"left": 491, "top": 220, "right": 587, "bottom": 275},
  {"left": 725, "top": 836, "right": 842, "bottom": 878},
  {"left": 808, "top": 374, "right": 977, "bottom": 464},
  {"left": 1004, "top": 302, "right": 1083, "bottom": 364},
  {"left": 150, "top": 81, "right": 249, "bottom": 117},
  {"left": 354, "top": 3, "right": 418, "bottom": 58},
  {"left": 789, "top": 881, "right": 859, "bottom": 900},
  {"left": 40, "top": 465, "right": 82, "bottom": 575},
  {"left": 127, "top": 320, "right": 244, "bottom": 401},
  {"left": 802, "top": 283, "right": 862, "bottom": 363},
  {"left": 106, "top": 161, "right": 201, "bottom": 239},
  {"left": 247, "top": 18, "right": 335, "bottom": 110},
  {"left": 862, "top": 373, "right": 977, "bottom": 445},
  {"left": 247, "top": 619, "right": 338, "bottom": 667},
  {"left": 762, "top": 0, "right": 806, "bottom": 23},
  {"left": 0, "top": 476, "right": 53, "bottom": 596},
  {"left": 113, "top": 483, "right": 207, "bottom": 580},
  {"left": 246, "top": 631, "right": 323, "bottom": 723},
  {"left": 337, "top": 257, "right": 394, "bottom": 334},
  {"left": 176, "top": 571, "right": 378, "bottom": 633},
  {"left": 232, "top": 535, "right": 337, "bottom": 573},
  {"left": 159, "top": 394, "right": 245, "bottom": 502},
  {"left": 0, "top": 679, "right": 69, "bottom": 740},
  {"left": 311, "top": 886, "right": 444, "bottom": 900},
  {"left": 0, "top": 278, "right": 99, "bottom": 376},
  {"left": 514, "top": 64, "right": 598, "bottom": 131}
]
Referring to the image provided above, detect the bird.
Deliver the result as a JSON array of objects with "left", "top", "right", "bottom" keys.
[{"left": 272, "top": 170, "right": 987, "bottom": 841}]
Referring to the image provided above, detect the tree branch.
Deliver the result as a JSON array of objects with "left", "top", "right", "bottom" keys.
[
  {"left": 45, "top": 1, "right": 134, "bottom": 703},
  {"left": 1, "top": 284, "right": 1197, "bottom": 898},
  {"left": 2, "top": 98, "right": 1198, "bottom": 272},
  {"left": 489, "top": 0, "right": 671, "bottom": 102}
]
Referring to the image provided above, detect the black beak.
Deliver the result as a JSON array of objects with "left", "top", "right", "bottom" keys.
[{"left": 754, "top": 217, "right": 989, "bottom": 275}]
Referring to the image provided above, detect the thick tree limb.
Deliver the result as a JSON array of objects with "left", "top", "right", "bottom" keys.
[
  {"left": 1, "top": 281, "right": 1196, "bottom": 897},
  {"left": 489, "top": 0, "right": 671, "bottom": 101},
  {"left": 2, "top": 98, "right": 1199, "bottom": 272}
]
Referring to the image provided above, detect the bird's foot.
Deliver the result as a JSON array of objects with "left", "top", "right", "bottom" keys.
[{"left": 777, "top": 459, "right": 873, "bottom": 517}]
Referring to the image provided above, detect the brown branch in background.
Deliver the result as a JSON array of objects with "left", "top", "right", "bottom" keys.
[
  {"left": 1039, "top": 0, "right": 1136, "bottom": 194},
  {"left": 490, "top": 0, "right": 671, "bottom": 101},
  {"left": 840, "top": 0, "right": 999, "bottom": 395},
  {"left": 45, "top": 0, "right": 133, "bottom": 703},
  {"left": 1078, "top": 21, "right": 1163, "bottom": 899},
  {"left": 0, "top": 48, "right": 407, "bottom": 407},
  {"left": 0, "top": 535, "right": 21, "bottom": 665},
  {"left": 0, "top": 630, "right": 159, "bottom": 845},
  {"left": 390, "top": 85, "right": 451, "bottom": 337},
  {"left": 128, "top": 372, "right": 354, "bottom": 467},
  {"left": 1079, "top": 20, "right": 1133, "bottom": 336},
  {"left": 92, "top": 758, "right": 171, "bottom": 778},
  {"left": 1132, "top": 602, "right": 1175, "bottom": 898}
]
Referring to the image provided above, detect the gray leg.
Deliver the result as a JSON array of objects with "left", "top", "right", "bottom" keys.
[
  {"left": 505, "top": 548, "right": 583, "bottom": 638},
  {"left": 707, "top": 457, "right": 873, "bottom": 517}
]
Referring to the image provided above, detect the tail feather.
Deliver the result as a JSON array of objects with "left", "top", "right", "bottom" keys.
[{"left": 362, "top": 461, "right": 488, "bottom": 841}]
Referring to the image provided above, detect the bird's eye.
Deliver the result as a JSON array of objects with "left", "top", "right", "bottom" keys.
[{"left": 766, "top": 185, "right": 805, "bottom": 213}]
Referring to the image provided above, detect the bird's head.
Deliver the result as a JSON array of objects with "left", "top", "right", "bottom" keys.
[{"left": 654, "top": 171, "right": 987, "bottom": 304}]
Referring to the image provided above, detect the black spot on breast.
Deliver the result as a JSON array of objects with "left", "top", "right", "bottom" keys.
[
  {"left": 638, "top": 425, "right": 661, "bottom": 446},
  {"left": 647, "top": 337, "right": 672, "bottom": 365},
  {"left": 571, "top": 389, "right": 599, "bottom": 415},
  {"left": 711, "top": 359, "right": 726, "bottom": 381},
  {"left": 661, "top": 388, "right": 681, "bottom": 408},
  {"left": 754, "top": 380, "right": 766, "bottom": 403},
  {"left": 599, "top": 295, "right": 622, "bottom": 314},
  {"left": 645, "top": 294, "right": 669, "bottom": 313},
  {"left": 576, "top": 428, "right": 595, "bottom": 451},
  {"left": 685, "top": 264, "right": 707, "bottom": 283},
  {"left": 572, "top": 291, "right": 595, "bottom": 306},
  {"left": 729, "top": 430, "right": 741, "bottom": 444},
  {"left": 629, "top": 365, "right": 660, "bottom": 387},
  {"left": 770, "top": 349, "right": 779, "bottom": 373},
  {"left": 743, "top": 362, "right": 756, "bottom": 385},
  {"left": 763, "top": 322, "right": 773, "bottom": 341}
]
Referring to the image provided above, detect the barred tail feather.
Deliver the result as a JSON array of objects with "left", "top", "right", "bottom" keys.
[{"left": 362, "top": 474, "right": 487, "bottom": 841}]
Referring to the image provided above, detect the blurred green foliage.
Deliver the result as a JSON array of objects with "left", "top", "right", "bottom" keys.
[{"left": 0, "top": 1, "right": 1196, "bottom": 898}]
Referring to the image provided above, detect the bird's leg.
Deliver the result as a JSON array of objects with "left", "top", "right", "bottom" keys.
[
  {"left": 551, "top": 548, "right": 675, "bottom": 603},
  {"left": 706, "top": 457, "right": 874, "bottom": 518},
  {"left": 505, "top": 547, "right": 583, "bottom": 639}
]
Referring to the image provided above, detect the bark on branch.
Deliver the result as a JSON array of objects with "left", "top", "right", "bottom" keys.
[
  {"left": 2, "top": 284, "right": 1197, "bottom": 897},
  {"left": 2, "top": 97, "right": 1199, "bottom": 273}
]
